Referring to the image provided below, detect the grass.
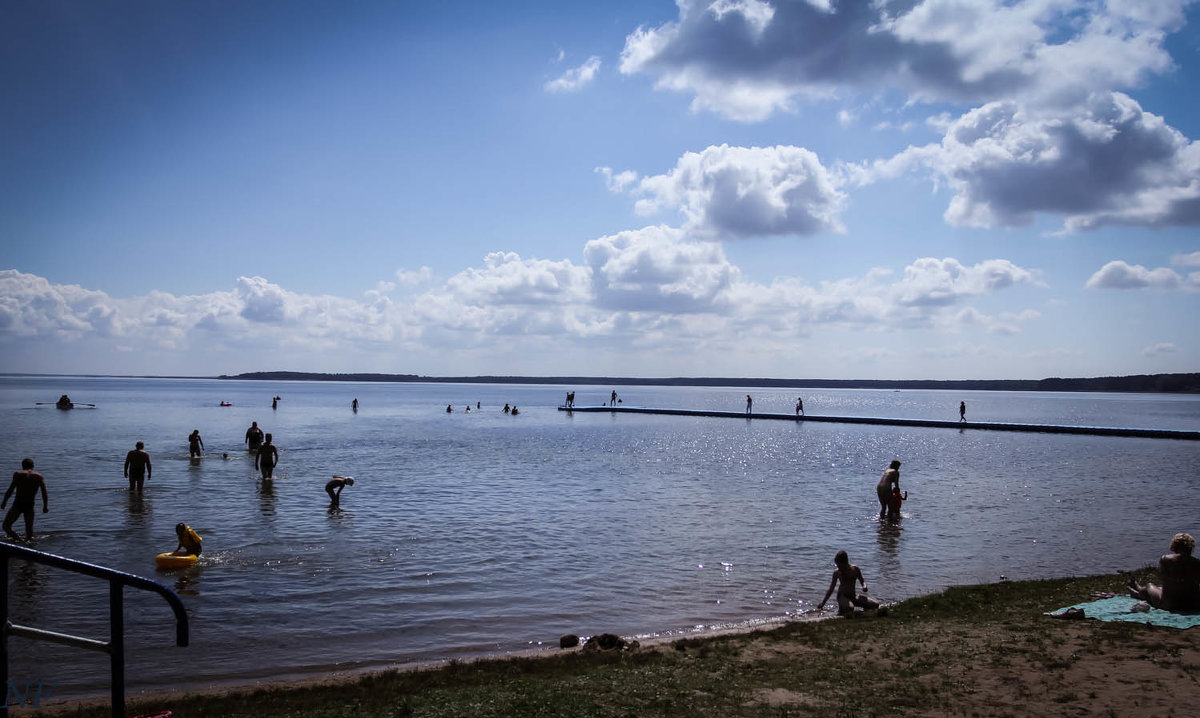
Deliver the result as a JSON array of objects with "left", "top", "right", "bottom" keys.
[{"left": 44, "top": 566, "right": 1200, "bottom": 717}]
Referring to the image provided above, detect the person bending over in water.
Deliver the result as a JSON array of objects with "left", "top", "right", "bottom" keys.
[
  {"left": 124, "top": 441, "right": 152, "bottom": 491},
  {"left": 817, "top": 550, "right": 880, "bottom": 614},
  {"left": 172, "top": 522, "right": 203, "bottom": 556},
  {"left": 255, "top": 433, "right": 279, "bottom": 479},
  {"left": 188, "top": 429, "right": 204, "bottom": 458},
  {"left": 326, "top": 476, "right": 355, "bottom": 508},
  {"left": 2, "top": 458, "right": 48, "bottom": 541},
  {"left": 1128, "top": 533, "right": 1200, "bottom": 612},
  {"left": 877, "top": 459, "right": 901, "bottom": 518}
]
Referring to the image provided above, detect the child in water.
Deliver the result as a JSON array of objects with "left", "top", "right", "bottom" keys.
[
  {"left": 817, "top": 550, "right": 881, "bottom": 614},
  {"left": 173, "top": 523, "right": 202, "bottom": 556},
  {"left": 887, "top": 486, "right": 907, "bottom": 520}
]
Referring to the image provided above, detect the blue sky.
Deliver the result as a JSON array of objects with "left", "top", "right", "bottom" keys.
[{"left": 2, "top": 0, "right": 1199, "bottom": 379}]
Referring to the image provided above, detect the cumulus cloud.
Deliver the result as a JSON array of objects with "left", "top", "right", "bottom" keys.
[
  {"left": 1142, "top": 341, "right": 1177, "bottom": 357},
  {"left": 1084, "top": 260, "right": 1200, "bottom": 290},
  {"left": 544, "top": 56, "right": 602, "bottom": 93},
  {"left": 864, "top": 92, "right": 1200, "bottom": 231},
  {"left": 619, "top": 0, "right": 1187, "bottom": 121},
  {"left": 891, "top": 258, "right": 1040, "bottom": 307},
  {"left": 615, "top": 144, "right": 847, "bottom": 238},
  {"left": 1171, "top": 251, "right": 1200, "bottom": 267}
]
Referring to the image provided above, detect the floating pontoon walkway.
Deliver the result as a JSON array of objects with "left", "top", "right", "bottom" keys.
[{"left": 557, "top": 406, "right": 1200, "bottom": 441}]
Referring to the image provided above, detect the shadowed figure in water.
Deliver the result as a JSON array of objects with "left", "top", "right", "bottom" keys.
[
  {"left": 256, "top": 433, "right": 279, "bottom": 479},
  {"left": 245, "top": 421, "right": 264, "bottom": 453},
  {"left": 124, "top": 441, "right": 152, "bottom": 491},
  {"left": 877, "top": 459, "right": 900, "bottom": 518},
  {"left": 326, "top": 475, "right": 355, "bottom": 509},
  {"left": 3, "top": 458, "right": 49, "bottom": 541},
  {"left": 188, "top": 429, "right": 204, "bottom": 458},
  {"left": 1128, "top": 533, "right": 1200, "bottom": 612}
]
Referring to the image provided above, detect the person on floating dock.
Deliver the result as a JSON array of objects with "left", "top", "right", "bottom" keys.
[
  {"left": 256, "top": 433, "right": 279, "bottom": 479},
  {"left": 124, "top": 441, "right": 152, "bottom": 491},
  {"left": 746, "top": 395, "right": 752, "bottom": 415},
  {"left": 172, "top": 522, "right": 202, "bottom": 556},
  {"left": 959, "top": 401, "right": 967, "bottom": 422},
  {"left": 877, "top": 459, "right": 900, "bottom": 518},
  {"left": 2, "top": 458, "right": 48, "bottom": 541},
  {"left": 796, "top": 397, "right": 804, "bottom": 416},
  {"left": 817, "top": 550, "right": 880, "bottom": 614},
  {"left": 1127, "top": 533, "right": 1200, "bottom": 612}
]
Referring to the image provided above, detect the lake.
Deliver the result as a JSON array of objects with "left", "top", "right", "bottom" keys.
[{"left": 1, "top": 375, "right": 1198, "bottom": 699}]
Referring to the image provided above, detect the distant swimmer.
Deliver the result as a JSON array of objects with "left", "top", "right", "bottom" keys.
[
  {"left": 817, "top": 550, "right": 880, "bottom": 614},
  {"left": 503, "top": 404, "right": 511, "bottom": 414},
  {"left": 2, "top": 458, "right": 48, "bottom": 542},
  {"left": 255, "top": 433, "right": 279, "bottom": 479},
  {"left": 877, "top": 459, "right": 901, "bottom": 519},
  {"left": 124, "top": 441, "right": 152, "bottom": 491},
  {"left": 272, "top": 397, "right": 278, "bottom": 410},
  {"left": 1128, "top": 533, "right": 1200, "bottom": 612},
  {"left": 172, "top": 522, "right": 203, "bottom": 557},
  {"left": 352, "top": 398, "right": 359, "bottom": 412},
  {"left": 446, "top": 404, "right": 453, "bottom": 413},
  {"left": 745, "top": 394, "right": 752, "bottom": 416},
  {"left": 476, "top": 401, "right": 481, "bottom": 410},
  {"left": 188, "top": 429, "right": 204, "bottom": 458},
  {"left": 245, "top": 421, "right": 264, "bottom": 453},
  {"left": 326, "top": 476, "right": 355, "bottom": 508},
  {"left": 511, "top": 406, "right": 520, "bottom": 415}
]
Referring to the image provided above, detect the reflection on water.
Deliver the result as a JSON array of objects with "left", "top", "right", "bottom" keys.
[{"left": 0, "top": 376, "right": 1198, "bottom": 699}]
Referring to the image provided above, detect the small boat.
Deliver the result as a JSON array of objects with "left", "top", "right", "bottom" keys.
[
  {"left": 36, "top": 395, "right": 96, "bottom": 409},
  {"left": 220, "top": 401, "right": 233, "bottom": 407}
]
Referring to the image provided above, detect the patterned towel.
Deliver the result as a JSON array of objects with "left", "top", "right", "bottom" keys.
[{"left": 1046, "top": 596, "right": 1200, "bottom": 629}]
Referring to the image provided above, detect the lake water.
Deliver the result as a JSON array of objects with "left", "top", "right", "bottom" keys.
[{"left": 1, "top": 375, "right": 1198, "bottom": 699}]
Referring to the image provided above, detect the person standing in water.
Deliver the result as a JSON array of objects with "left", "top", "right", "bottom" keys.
[
  {"left": 877, "top": 459, "right": 901, "bottom": 518},
  {"left": 2, "top": 458, "right": 48, "bottom": 541},
  {"left": 255, "top": 433, "right": 279, "bottom": 479},
  {"left": 188, "top": 429, "right": 204, "bottom": 458},
  {"left": 325, "top": 476, "right": 355, "bottom": 508},
  {"left": 352, "top": 398, "right": 359, "bottom": 412},
  {"left": 124, "top": 441, "right": 152, "bottom": 491},
  {"left": 245, "top": 421, "right": 264, "bottom": 453}
]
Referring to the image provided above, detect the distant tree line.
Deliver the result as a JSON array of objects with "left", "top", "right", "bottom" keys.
[{"left": 217, "top": 371, "right": 1200, "bottom": 393}]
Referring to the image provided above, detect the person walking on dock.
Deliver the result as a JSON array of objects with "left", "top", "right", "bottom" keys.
[
  {"left": 959, "top": 401, "right": 966, "bottom": 422},
  {"left": 796, "top": 397, "right": 804, "bottom": 417},
  {"left": 746, "top": 395, "right": 753, "bottom": 416}
]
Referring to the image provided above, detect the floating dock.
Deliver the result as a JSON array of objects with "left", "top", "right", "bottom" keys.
[{"left": 557, "top": 406, "right": 1200, "bottom": 441}]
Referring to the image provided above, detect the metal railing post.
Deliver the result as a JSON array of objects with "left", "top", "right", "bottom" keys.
[
  {"left": 109, "top": 582, "right": 125, "bottom": 718},
  {"left": 1, "top": 551, "right": 8, "bottom": 718}
]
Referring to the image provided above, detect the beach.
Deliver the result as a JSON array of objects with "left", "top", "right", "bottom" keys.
[{"left": 38, "top": 567, "right": 1200, "bottom": 716}]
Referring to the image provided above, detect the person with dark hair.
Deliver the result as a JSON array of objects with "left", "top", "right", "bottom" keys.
[
  {"left": 2, "top": 458, "right": 48, "bottom": 541},
  {"left": 877, "top": 459, "right": 901, "bottom": 518},
  {"left": 1128, "top": 533, "right": 1200, "bottom": 612},
  {"left": 326, "top": 476, "right": 355, "bottom": 508},
  {"left": 124, "top": 441, "right": 152, "bottom": 491},
  {"left": 245, "top": 421, "right": 264, "bottom": 453},
  {"left": 817, "top": 550, "right": 880, "bottom": 614},
  {"left": 256, "top": 433, "right": 279, "bottom": 479},
  {"left": 172, "top": 522, "right": 203, "bottom": 557},
  {"left": 188, "top": 429, "right": 204, "bottom": 458}
]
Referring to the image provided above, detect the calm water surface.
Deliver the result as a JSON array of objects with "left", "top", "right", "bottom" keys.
[{"left": 1, "top": 376, "right": 1198, "bottom": 698}]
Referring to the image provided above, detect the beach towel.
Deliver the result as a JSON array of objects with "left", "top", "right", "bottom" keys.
[{"left": 1046, "top": 596, "right": 1200, "bottom": 629}]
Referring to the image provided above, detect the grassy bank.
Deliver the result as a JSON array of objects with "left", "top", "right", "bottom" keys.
[{"left": 48, "top": 567, "right": 1200, "bottom": 717}]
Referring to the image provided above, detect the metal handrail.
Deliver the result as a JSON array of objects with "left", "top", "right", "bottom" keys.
[{"left": 1, "top": 542, "right": 189, "bottom": 717}]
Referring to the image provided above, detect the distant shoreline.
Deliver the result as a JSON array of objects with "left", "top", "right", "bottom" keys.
[{"left": 215, "top": 371, "right": 1200, "bottom": 393}]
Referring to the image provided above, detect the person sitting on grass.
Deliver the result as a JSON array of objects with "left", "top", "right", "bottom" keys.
[
  {"left": 817, "top": 550, "right": 881, "bottom": 614},
  {"left": 1128, "top": 532, "right": 1200, "bottom": 612},
  {"left": 173, "top": 522, "right": 202, "bottom": 557}
]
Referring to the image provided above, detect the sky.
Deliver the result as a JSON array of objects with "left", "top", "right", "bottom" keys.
[{"left": 2, "top": 0, "right": 1199, "bottom": 380}]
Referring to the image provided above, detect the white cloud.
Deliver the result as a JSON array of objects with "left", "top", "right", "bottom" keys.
[
  {"left": 544, "top": 56, "right": 602, "bottom": 93},
  {"left": 617, "top": 144, "right": 847, "bottom": 238},
  {"left": 619, "top": 0, "right": 1189, "bottom": 122},
  {"left": 1171, "top": 251, "right": 1200, "bottom": 267},
  {"left": 395, "top": 266, "right": 434, "bottom": 288},
  {"left": 866, "top": 92, "right": 1200, "bottom": 231},
  {"left": 1142, "top": 341, "right": 1177, "bottom": 357},
  {"left": 595, "top": 166, "right": 639, "bottom": 193},
  {"left": 1085, "top": 260, "right": 1200, "bottom": 290},
  {"left": 891, "top": 258, "right": 1040, "bottom": 307}
]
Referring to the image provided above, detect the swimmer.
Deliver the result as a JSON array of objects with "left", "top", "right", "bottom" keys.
[
  {"left": 817, "top": 550, "right": 880, "bottom": 614},
  {"left": 326, "top": 476, "right": 355, "bottom": 508},
  {"left": 2, "top": 458, "right": 48, "bottom": 541},
  {"left": 172, "top": 522, "right": 202, "bottom": 556}
]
